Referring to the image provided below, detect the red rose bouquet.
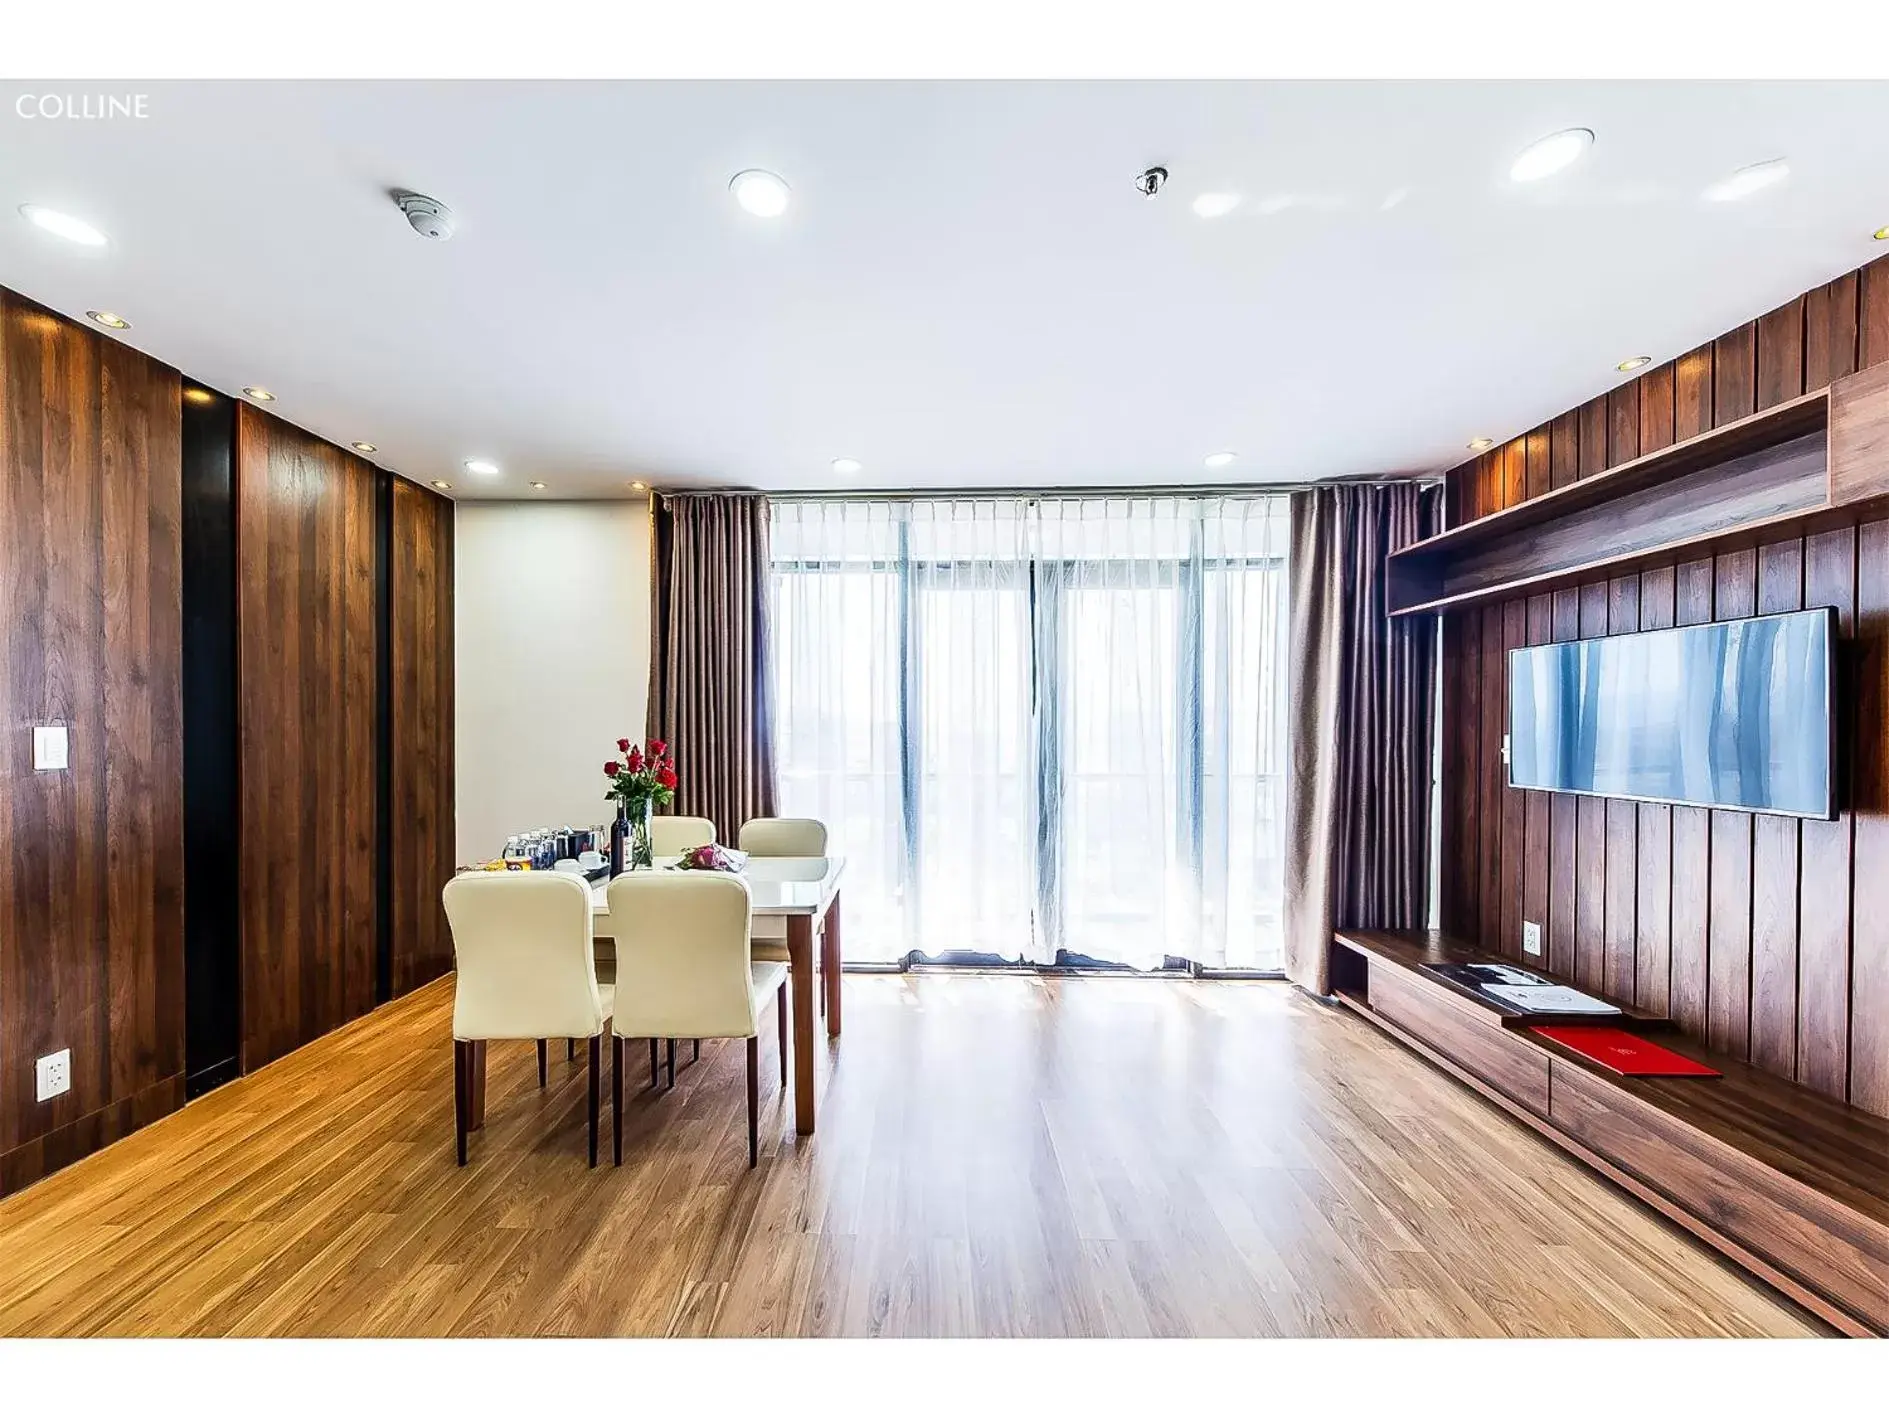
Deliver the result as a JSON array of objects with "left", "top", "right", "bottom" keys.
[{"left": 603, "top": 737, "right": 678, "bottom": 869}]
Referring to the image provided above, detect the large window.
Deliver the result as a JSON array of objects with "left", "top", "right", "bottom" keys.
[{"left": 769, "top": 495, "right": 1288, "bottom": 970}]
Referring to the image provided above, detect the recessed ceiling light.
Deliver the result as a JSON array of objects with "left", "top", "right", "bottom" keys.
[
  {"left": 1616, "top": 356, "right": 1652, "bottom": 373},
  {"left": 1192, "top": 192, "right": 1240, "bottom": 219},
  {"left": 351, "top": 441, "right": 377, "bottom": 454},
  {"left": 830, "top": 457, "right": 862, "bottom": 475},
  {"left": 1704, "top": 159, "right": 1789, "bottom": 202},
  {"left": 529, "top": 481, "right": 547, "bottom": 490},
  {"left": 1876, "top": 225, "right": 1889, "bottom": 241},
  {"left": 85, "top": 310, "right": 130, "bottom": 330},
  {"left": 730, "top": 170, "right": 790, "bottom": 218},
  {"left": 463, "top": 458, "right": 500, "bottom": 476},
  {"left": 1467, "top": 437, "right": 1495, "bottom": 452},
  {"left": 431, "top": 480, "right": 452, "bottom": 491},
  {"left": 242, "top": 387, "right": 275, "bottom": 402},
  {"left": 18, "top": 203, "right": 107, "bottom": 247},
  {"left": 1509, "top": 128, "right": 1594, "bottom": 183},
  {"left": 630, "top": 480, "right": 648, "bottom": 491},
  {"left": 1204, "top": 451, "right": 1237, "bottom": 469}
]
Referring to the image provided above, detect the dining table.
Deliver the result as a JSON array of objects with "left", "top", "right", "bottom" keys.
[{"left": 590, "top": 855, "right": 845, "bottom": 1135}]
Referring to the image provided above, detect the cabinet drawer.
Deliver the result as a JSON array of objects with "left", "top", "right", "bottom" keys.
[
  {"left": 1368, "top": 964, "right": 1551, "bottom": 1115},
  {"left": 1549, "top": 1062, "right": 1889, "bottom": 1328}
]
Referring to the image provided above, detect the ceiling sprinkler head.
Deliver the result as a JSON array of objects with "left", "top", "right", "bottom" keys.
[{"left": 1135, "top": 166, "right": 1168, "bottom": 200}]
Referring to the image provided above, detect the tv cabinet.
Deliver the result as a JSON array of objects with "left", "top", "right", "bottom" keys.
[{"left": 1332, "top": 929, "right": 1889, "bottom": 1336}]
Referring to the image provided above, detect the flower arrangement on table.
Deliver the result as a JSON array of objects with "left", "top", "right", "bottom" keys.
[{"left": 603, "top": 736, "right": 677, "bottom": 870}]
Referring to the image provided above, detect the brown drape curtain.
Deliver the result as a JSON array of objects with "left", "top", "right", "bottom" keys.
[
  {"left": 645, "top": 492, "right": 778, "bottom": 838},
  {"left": 1283, "top": 481, "right": 1443, "bottom": 994}
]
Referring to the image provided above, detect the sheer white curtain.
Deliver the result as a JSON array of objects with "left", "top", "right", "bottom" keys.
[{"left": 769, "top": 494, "right": 1288, "bottom": 970}]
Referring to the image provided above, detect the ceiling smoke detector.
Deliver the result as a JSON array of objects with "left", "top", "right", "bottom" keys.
[
  {"left": 1134, "top": 166, "right": 1169, "bottom": 200},
  {"left": 391, "top": 188, "right": 456, "bottom": 241}
]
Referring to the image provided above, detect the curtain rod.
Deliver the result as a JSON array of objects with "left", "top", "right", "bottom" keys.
[{"left": 757, "top": 475, "right": 1442, "bottom": 503}]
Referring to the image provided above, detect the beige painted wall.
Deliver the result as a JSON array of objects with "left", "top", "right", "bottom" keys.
[{"left": 454, "top": 500, "right": 651, "bottom": 863}]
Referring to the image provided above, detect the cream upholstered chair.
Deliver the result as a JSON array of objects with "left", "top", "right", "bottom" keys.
[
  {"left": 443, "top": 871, "right": 614, "bottom": 1167},
  {"left": 607, "top": 871, "right": 787, "bottom": 1168},
  {"left": 649, "top": 814, "right": 716, "bottom": 857},
  {"left": 738, "top": 821, "right": 829, "bottom": 1011},
  {"left": 737, "top": 817, "right": 829, "bottom": 857}
]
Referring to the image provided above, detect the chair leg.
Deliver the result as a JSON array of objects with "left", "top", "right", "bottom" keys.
[
  {"left": 612, "top": 1035, "right": 624, "bottom": 1166},
  {"left": 777, "top": 982, "right": 788, "bottom": 1083},
  {"left": 746, "top": 1036, "right": 759, "bottom": 1168},
  {"left": 692, "top": 1038, "right": 701, "bottom": 1064},
  {"left": 568, "top": 1038, "right": 576, "bottom": 1063},
  {"left": 537, "top": 1039, "right": 548, "bottom": 1088},
  {"left": 587, "top": 1036, "right": 601, "bottom": 1168},
  {"left": 666, "top": 1038, "right": 676, "bottom": 1089},
  {"left": 453, "top": 1041, "right": 470, "bottom": 1166},
  {"left": 648, "top": 1037, "right": 659, "bottom": 1090}
]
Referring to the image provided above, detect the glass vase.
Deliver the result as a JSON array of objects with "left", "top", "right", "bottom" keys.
[{"left": 628, "top": 798, "right": 654, "bottom": 869}]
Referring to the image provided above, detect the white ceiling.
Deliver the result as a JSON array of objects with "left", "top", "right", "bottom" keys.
[{"left": 3, "top": 80, "right": 1887, "bottom": 499}]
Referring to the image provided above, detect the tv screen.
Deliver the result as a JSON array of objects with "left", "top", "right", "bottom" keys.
[{"left": 1507, "top": 608, "right": 1835, "bottom": 818}]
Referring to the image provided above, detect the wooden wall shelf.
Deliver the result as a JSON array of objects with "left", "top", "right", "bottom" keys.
[{"left": 1389, "top": 366, "right": 1889, "bottom": 616}]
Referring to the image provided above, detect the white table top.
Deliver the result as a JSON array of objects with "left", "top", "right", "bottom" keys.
[{"left": 590, "top": 855, "right": 845, "bottom": 918}]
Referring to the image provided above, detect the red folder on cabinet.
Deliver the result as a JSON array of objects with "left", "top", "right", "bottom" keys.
[{"left": 1530, "top": 1025, "right": 1722, "bottom": 1077}]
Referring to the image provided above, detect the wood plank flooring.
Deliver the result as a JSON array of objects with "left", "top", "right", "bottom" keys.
[{"left": 0, "top": 974, "right": 1820, "bottom": 1337}]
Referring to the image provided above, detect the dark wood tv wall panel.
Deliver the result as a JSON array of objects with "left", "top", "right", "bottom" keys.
[
  {"left": 391, "top": 476, "right": 456, "bottom": 996},
  {"left": 1439, "top": 254, "right": 1889, "bottom": 1117},
  {"left": 0, "top": 291, "right": 187, "bottom": 1193},
  {"left": 235, "top": 405, "right": 381, "bottom": 1071}
]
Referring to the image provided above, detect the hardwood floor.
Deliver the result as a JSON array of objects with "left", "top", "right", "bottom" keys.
[{"left": 0, "top": 974, "right": 1820, "bottom": 1337}]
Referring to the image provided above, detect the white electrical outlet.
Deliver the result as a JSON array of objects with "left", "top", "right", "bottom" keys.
[
  {"left": 1521, "top": 920, "right": 1543, "bottom": 957},
  {"left": 33, "top": 724, "right": 69, "bottom": 771},
  {"left": 35, "top": 1049, "right": 70, "bottom": 1102}
]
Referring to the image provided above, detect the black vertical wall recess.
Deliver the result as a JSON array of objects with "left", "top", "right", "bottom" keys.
[
  {"left": 182, "top": 387, "right": 241, "bottom": 1097},
  {"left": 375, "top": 468, "right": 394, "bottom": 1005}
]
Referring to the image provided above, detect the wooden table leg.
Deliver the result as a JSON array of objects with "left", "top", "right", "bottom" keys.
[
  {"left": 823, "top": 892, "right": 843, "bottom": 1038},
  {"left": 467, "top": 1040, "right": 488, "bottom": 1130},
  {"left": 788, "top": 914, "right": 816, "bottom": 1135}
]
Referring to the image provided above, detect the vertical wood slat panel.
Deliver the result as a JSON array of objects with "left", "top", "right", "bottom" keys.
[
  {"left": 237, "top": 406, "right": 379, "bottom": 1071},
  {"left": 1602, "top": 576, "right": 1640, "bottom": 1000},
  {"left": 1476, "top": 606, "right": 1504, "bottom": 956},
  {"left": 1546, "top": 590, "right": 1581, "bottom": 981},
  {"left": 1441, "top": 610, "right": 1480, "bottom": 939},
  {"left": 1549, "top": 411, "right": 1580, "bottom": 492},
  {"left": 0, "top": 292, "right": 184, "bottom": 1193},
  {"left": 1634, "top": 566, "right": 1675, "bottom": 1015},
  {"left": 391, "top": 478, "right": 457, "bottom": 996},
  {"left": 1853, "top": 516, "right": 1889, "bottom": 1114},
  {"left": 1669, "top": 558, "right": 1716, "bottom": 1038},
  {"left": 1707, "top": 550, "right": 1757, "bottom": 1059},
  {"left": 1520, "top": 596, "right": 1552, "bottom": 961},
  {"left": 1573, "top": 582, "right": 1609, "bottom": 992},
  {"left": 1498, "top": 601, "right": 1526, "bottom": 958},
  {"left": 1749, "top": 540, "right": 1805, "bottom": 1078},
  {"left": 1799, "top": 526, "right": 1855, "bottom": 1098}
]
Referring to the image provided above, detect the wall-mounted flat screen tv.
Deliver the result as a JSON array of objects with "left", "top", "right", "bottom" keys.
[{"left": 1507, "top": 607, "right": 1835, "bottom": 819}]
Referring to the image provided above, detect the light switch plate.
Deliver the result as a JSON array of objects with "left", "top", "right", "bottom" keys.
[
  {"left": 1522, "top": 920, "right": 1543, "bottom": 957},
  {"left": 33, "top": 724, "right": 69, "bottom": 771},
  {"left": 35, "top": 1049, "right": 71, "bottom": 1102}
]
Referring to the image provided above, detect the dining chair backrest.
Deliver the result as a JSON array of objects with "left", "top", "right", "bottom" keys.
[
  {"left": 608, "top": 871, "right": 759, "bottom": 1040},
  {"left": 737, "top": 817, "right": 828, "bottom": 857},
  {"left": 444, "top": 871, "right": 605, "bottom": 1041},
  {"left": 649, "top": 814, "right": 717, "bottom": 856}
]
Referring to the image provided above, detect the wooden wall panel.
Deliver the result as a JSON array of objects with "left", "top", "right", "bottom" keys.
[
  {"left": 1437, "top": 253, "right": 1889, "bottom": 1115},
  {"left": 236, "top": 406, "right": 379, "bottom": 1071},
  {"left": 0, "top": 292, "right": 185, "bottom": 1193},
  {"left": 391, "top": 477, "right": 456, "bottom": 996}
]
